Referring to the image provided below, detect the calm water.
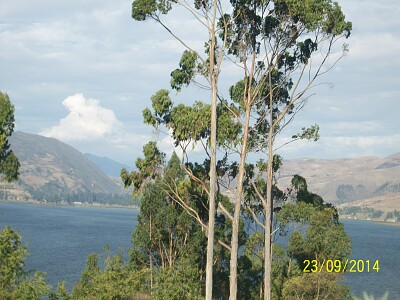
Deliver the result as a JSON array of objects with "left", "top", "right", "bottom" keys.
[
  {"left": 341, "top": 219, "right": 400, "bottom": 299},
  {"left": 0, "top": 202, "right": 138, "bottom": 291},
  {"left": 0, "top": 202, "right": 399, "bottom": 298}
]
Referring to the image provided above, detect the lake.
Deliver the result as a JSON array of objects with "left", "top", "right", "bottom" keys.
[
  {"left": 341, "top": 219, "right": 400, "bottom": 299},
  {"left": 0, "top": 202, "right": 138, "bottom": 291},
  {"left": 0, "top": 201, "right": 399, "bottom": 298}
]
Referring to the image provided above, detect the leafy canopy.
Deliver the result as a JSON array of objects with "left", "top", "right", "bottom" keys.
[
  {"left": 0, "top": 226, "right": 49, "bottom": 299},
  {"left": 0, "top": 92, "right": 20, "bottom": 183}
]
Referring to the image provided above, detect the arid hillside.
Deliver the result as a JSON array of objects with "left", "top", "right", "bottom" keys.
[
  {"left": 276, "top": 153, "right": 400, "bottom": 210},
  {"left": 1, "top": 132, "right": 130, "bottom": 204}
]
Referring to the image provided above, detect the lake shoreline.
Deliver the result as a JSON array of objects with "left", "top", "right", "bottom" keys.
[
  {"left": 339, "top": 216, "right": 400, "bottom": 226},
  {"left": 0, "top": 199, "right": 138, "bottom": 210},
  {"left": 3, "top": 200, "right": 399, "bottom": 225}
]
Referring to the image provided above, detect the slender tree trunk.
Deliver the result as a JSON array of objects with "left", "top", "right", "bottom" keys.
[
  {"left": 206, "top": 78, "right": 217, "bottom": 300},
  {"left": 206, "top": 4, "right": 218, "bottom": 297},
  {"left": 149, "top": 214, "right": 153, "bottom": 292},
  {"left": 169, "top": 232, "right": 173, "bottom": 268},
  {"left": 230, "top": 50, "right": 256, "bottom": 299},
  {"left": 264, "top": 71, "right": 274, "bottom": 300},
  {"left": 229, "top": 106, "right": 251, "bottom": 300},
  {"left": 264, "top": 148, "right": 273, "bottom": 300},
  {"left": 159, "top": 241, "right": 164, "bottom": 269}
]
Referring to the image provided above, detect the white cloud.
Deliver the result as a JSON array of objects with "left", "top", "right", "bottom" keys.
[
  {"left": 276, "top": 134, "right": 400, "bottom": 159},
  {"left": 325, "top": 121, "right": 386, "bottom": 136},
  {"left": 343, "top": 0, "right": 400, "bottom": 33},
  {"left": 41, "top": 93, "right": 123, "bottom": 141},
  {"left": 157, "top": 130, "right": 201, "bottom": 155},
  {"left": 347, "top": 33, "right": 400, "bottom": 66},
  {"left": 2, "top": 0, "right": 399, "bottom": 163},
  {"left": 318, "top": 135, "right": 400, "bottom": 158}
]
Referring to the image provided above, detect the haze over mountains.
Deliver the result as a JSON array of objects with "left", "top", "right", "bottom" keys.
[
  {"left": 2, "top": 131, "right": 398, "bottom": 210},
  {"left": 84, "top": 153, "right": 132, "bottom": 178}
]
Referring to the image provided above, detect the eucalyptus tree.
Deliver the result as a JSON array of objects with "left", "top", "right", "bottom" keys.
[
  {"left": 216, "top": 1, "right": 352, "bottom": 298},
  {"left": 130, "top": 0, "right": 234, "bottom": 296},
  {"left": 0, "top": 91, "right": 20, "bottom": 183},
  {"left": 129, "top": 0, "right": 351, "bottom": 299},
  {"left": 122, "top": 141, "right": 240, "bottom": 298}
]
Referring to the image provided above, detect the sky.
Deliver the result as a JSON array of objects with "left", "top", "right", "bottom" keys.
[{"left": 0, "top": 0, "right": 399, "bottom": 166}]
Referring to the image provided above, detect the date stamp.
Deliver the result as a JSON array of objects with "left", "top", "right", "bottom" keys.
[{"left": 303, "top": 259, "right": 380, "bottom": 273}]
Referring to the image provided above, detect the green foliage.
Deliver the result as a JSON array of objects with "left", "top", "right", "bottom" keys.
[
  {"left": 286, "top": 206, "right": 351, "bottom": 265},
  {"left": 131, "top": 0, "right": 171, "bottom": 21},
  {"left": 143, "top": 90, "right": 241, "bottom": 150},
  {"left": 0, "top": 92, "right": 20, "bottom": 183},
  {"left": 127, "top": 152, "right": 207, "bottom": 297},
  {"left": 270, "top": 178, "right": 352, "bottom": 300},
  {"left": 291, "top": 174, "right": 308, "bottom": 193},
  {"left": 237, "top": 231, "right": 264, "bottom": 299},
  {"left": 153, "top": 256, "right": 203, "bottom": 300},
  {"left": 129, "top": 179, "right": 204, "bottom": 271},
  {"left": 143, "top": 89, "right": 172, "bottom": 128},
  {"left": 282, "top": 271, "right": 351, "bottom": 300},
  {"left": 136, "top": 142, "right": 165, "bottom": 179},
  {"left": 170, "top": 51, "right": 201, "bottom": 92},
  {"left": 287, "top": 175, "right": 324, "bottom": 208},
  {"left": 274, "top": 0, "right": 352, "bottom": 37},
  {"left": 0, "top": 227, "right": 26, "bottom": 291},
  {"left": 121, "top": 141, "right": 165, "bottom": 193},
  {"left": 0, "top": 226, "right": 49, "bottom": 299},
  {"left": 124, "top": 147, "right": 240, "bottom": 299},
  {"left": 49, "top": 282, "right": 70, "bottom": 300},
  {"left": 291, "top": 124, "right": 320, "bottom": 142},
  {"left": 236, "top": 174, "right": 352, "bottom": 300},
  {"left": 278, "top": 198, "right": 350, "bottom": 262},
  {"left": 169, "top": 102, "right": 210, "bottom": 144},
  {"left": 71, "top": 252, "right": 149, "bottom": 300},
  {"left": 221, "top": 0, "right": 351, "bottom": 62},
  {"left": 129, "top": 0, "right": 352, "bottom": 298}
]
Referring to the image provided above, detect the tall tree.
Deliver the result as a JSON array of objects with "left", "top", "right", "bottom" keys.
[
  {"left": 217, "top": 1, "right": 351, "bottom": 298},
  {"left": 129, "top": 0, "right": 351, "bottom": 299},
  {"left": 122, "top": 143, "right": 239, "bottom": 298},
  {"left": 0, "top": 91, "right": 20, "bottom": 183},
  {"left": 130, "top": 0, "right": 230, "bottom": 297}
]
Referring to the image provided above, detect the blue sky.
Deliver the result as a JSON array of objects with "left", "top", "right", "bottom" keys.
[{"left": 0, "top": 0, "right": 399, "bottom": 165}]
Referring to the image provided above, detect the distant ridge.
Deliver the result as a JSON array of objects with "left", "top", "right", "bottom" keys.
[
  {"left": 2, "top": 132, "right": 130, "bottom": 205},
  {"left": 277, "top": 152, "right": 400, "bottom": 206},
  {"left": 4, "top": 131, "right": 397, "bottom": 209},
  {"left": 84, "top": 153, "right": 132, "bottom": 178}
]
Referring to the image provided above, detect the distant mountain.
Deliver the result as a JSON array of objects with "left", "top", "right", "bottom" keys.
[
  {"left": 1, "top": 132, "right": 131, "bottom": 205},
  {"left": 277, "top": 153, "right": 400, "bottom": 208},
  {"left": 84, "top": 153, "right": 132, "bottom": 178},
  {"left": 5, "top": 132, "right": 396, "bottom": 209}
]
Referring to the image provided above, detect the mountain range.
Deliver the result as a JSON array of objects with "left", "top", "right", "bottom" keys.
[
  {"left": 2, "top": 132, "right": 131, "bottom": 205},
  {"left": 84, "top": 153, "right": 132, "bottom": 178},
  {"left": 277, "top": 152, "right": 400, "bottom": 211},
  {"left": 1, "top": 131, "right": 398, "bottom": 210}
]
